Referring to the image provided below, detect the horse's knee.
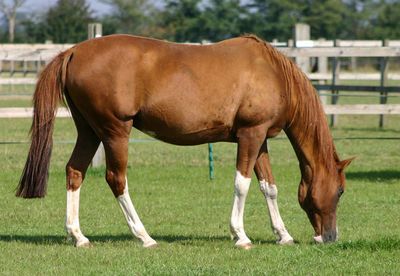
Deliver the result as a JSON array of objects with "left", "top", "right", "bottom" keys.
[
  {"left": 106, "top": 170, "right": 126, "bottom": 197},
  {"left": 234, "top": 171, "right": 251, "bottom": 196},
  {"left": 259, "top": 180, "right": 278, "bottom": 199},
  {"left": 66, "top": 166, "right": 84, "bottom": 191}
]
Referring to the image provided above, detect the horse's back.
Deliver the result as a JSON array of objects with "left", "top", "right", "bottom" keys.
[{"left": 65, "top": 35, "right": 286, "bottom": 144}]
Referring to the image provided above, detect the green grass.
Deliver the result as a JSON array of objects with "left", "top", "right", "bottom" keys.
[{"left": 0, "top": 112, "right": 399, "bottom": 275}]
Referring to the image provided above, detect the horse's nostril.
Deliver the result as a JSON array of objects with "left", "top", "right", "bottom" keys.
[
  {"left": 322, "top": 231, "right": 337, "bottom": 242},
  {"left": 328, "top": 232, "right": 336, "bottom": 241}
]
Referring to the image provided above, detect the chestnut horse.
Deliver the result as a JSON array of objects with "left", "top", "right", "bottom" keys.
[{"left": 17, "top": 34, "right": 353, "bottom": 249}]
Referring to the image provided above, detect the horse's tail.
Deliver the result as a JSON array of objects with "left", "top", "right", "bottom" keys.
[{"left": 16, "top": 49, "right": 73, "bottom": 198}]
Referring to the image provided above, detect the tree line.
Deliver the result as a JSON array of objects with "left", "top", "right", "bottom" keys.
[{"left": 1, "top": 0, "right": 400, "bottom": 44}]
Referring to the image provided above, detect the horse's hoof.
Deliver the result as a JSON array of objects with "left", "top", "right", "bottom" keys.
[
  {"left": 277, "top": 238, "right": 294, "bottom": 245},
  {"left": 143, "top": 241, "right": 159, "bottom": 249},
  {"left": 75, "top": 241, "right": 93, "bottom": 248},
  {"left": 314, "top": 235, "right": 324, "bottom": 244},
  {"left": 236, "top": 242, "right": 253, "bottom": 250}
]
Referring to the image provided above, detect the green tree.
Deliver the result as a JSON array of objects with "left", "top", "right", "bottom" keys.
[
  {"left": 303, "top": 0, "right": 346, "bottom": 39},
  {"left": 158, "top": 0, "right": 248, "bottom": 42},
  {"left": 159, "top": 0, "right": 204, "bottom": 42},
  {"left": 202, "top": 0, "right": 247, "bottom": 41},
  {"left": 341, "top": 0, "right": 375, "bottom": 39},
  {"left": 98, "top": 15, "right": 119, "bottom": 36},
  {"left": 43, "top": 0, "right": 93, "bottom": 43},
  {"left": 245, "top": 0, "right": 307, "bottom": 41},
  {"left": 368, "top": 0, "right": 400, "bottom": 39},
  {"left": 100, "top": 0, "right": 156, "bottom": 36},
  {"left": 243, "top": 0, "right": 386, "bottom": 41},
  {"left": 20, "top": 16, "right": 46, "bottom": 43}
]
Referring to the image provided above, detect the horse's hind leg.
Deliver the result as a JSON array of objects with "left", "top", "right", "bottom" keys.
[
  {"left": 65, "top": 122, "right": 100, "bottom": 248},
  {"left": 254, "top": 140, "right": 294, "bottom": 245},
  {"left": 103, "top": 132, "right": 157, "bottom": 248}
]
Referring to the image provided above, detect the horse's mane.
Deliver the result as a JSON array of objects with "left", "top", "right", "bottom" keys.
[{"left": 243, "top": 35, "right": 338, "bottom": 170}]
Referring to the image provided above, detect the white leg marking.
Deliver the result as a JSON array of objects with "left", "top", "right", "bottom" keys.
[
  {"left": 314, "top": 234, "right": 324, "bottom": 244},
  {"left": 259, "top": 180, "right": 294, "bottom": 245},
  {"left": 117, "top": 178, "right": 157, "bottom": 248},
  {"left": 230, "top": 170, "right": 252, "bottom": 248},
  {"left": 65, "top": 187, "right": 91, "bottom": 247}
]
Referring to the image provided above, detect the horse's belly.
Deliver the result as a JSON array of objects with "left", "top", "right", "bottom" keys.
[
  {"left": 133, "top": 109, "right": 234, "bottom": 145},
  {"left": 141, "top": 125, "right": 232, "bottom": 145}
]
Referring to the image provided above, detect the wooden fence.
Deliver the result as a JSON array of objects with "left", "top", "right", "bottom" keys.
[
  {"left": 2, "top": 105, "right": 400, "bottom": 119},
  {"left": 1, "top": 40, "right": 400, "bottom": 124},
  {"left": 279, "top": 40, "right": 400, "bottom": 127},
  {"left": 1, "top": 38, "right": 400, "bottom": 171}
]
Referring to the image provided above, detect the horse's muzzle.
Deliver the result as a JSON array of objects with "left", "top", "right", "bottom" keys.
[{"left": 314, "top": 227, "right": 338, "bottom": 243}]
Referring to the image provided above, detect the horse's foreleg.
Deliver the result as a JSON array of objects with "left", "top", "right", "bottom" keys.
[
  {"left": 104, "top": 137, "right": 157, "bottom": 248},
  {"left": 116, "top": 178, "right": 157, "bottom": 248},
  {"left": 230, "top": 126, "right": 267, "bottom": 249},
  {"left": 254, "top": 141, "right": 294, "bottom": 245},
  {"left": 230, "top": 170, "right": 252, "bottom": 249}
]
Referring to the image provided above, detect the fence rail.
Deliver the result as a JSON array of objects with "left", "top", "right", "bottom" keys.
[
  {"left": 279, "top": 46, "right": 400, "bottom": 57},
  {"left": 0, "top": 107, "right": 71, "bottom": 118},
  {"left": 1, "top": 105, "right": 400, "bottom": 119},
  {"left": 2, "top": 38, "right": 400, "bottom": 172},
  {"left": 0, "top": 78, "right": 36, "bottom": 84},
  {"left": 2, "top": 40, "right": 400, "bottom": 127}
]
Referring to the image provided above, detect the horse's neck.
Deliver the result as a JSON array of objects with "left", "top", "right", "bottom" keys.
[
  {"left": 285, "top": 125, "right": 316, "bottom": 170},
  {"left": 284, "top": 109, "right": 336, "bottom": 172}
]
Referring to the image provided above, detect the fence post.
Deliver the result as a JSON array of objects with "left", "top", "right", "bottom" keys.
[
  {"left": 350, "top": 57, "right": 357, "bottom": 72},
  {"left": 318, "top": 38, "right": 328, "bottom": 104},
  {"left": 331, "top": 39, "right": 341, "bottom": 127},
  {"left": 10, "top": 60, "right": 14, "bottom": 77},
  {"left": 208, "top": 143, "right": 214, "bottom": 180},
  {"left": 293, "top": 23, "right": 310, "bottom": 73},
  {"left": 379, "top": 40, "right": 389, "bottom": 128},
  {"left": 88, "top": 23, "right": 102, "bottom": 39},
  {"left": 202, "top": 37, "right": 216, "bottom": 180},
  {"left": 23, "top": 59, "right": 28, "bottom": 77},
  {"left": 0, "top": 60, "right": 2, "bottom": 92},
  {"left": 88, "top": 23, "right": 104, "bottom": 168},
  {"left": 36, "top": 57, "right": 41, "bottom": 77}
]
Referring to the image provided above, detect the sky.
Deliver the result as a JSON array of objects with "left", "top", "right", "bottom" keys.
[{"left": 17, "top": 0, "right": 111, "bottom": 16}]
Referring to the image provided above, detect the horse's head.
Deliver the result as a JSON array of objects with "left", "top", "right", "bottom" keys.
[{"left": 298, "top": 157, "right": 355, "bottom": 243}]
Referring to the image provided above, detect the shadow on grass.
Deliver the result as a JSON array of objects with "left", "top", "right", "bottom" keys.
[
  {"left": 0, "top": 234, "right": 136, "bottom": 245},
  {"left": 0, "top": 233, "right": 278, "bottom": 246},
  {"left": 91, "top": 234, "right": 277, "bottom": 246},
  {"left": 1, "top": 234, "right": 398, "bottom": 250},
  {"left": 346, "top": 170, "right": 400, "bottom": 182},
  {"left": 0, "top": 234, "right": 67, "bottom": 245}
]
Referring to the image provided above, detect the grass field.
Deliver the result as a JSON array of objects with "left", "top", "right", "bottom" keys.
[{"left": 0, "top": 88, "right": 399, "bottom": 274}]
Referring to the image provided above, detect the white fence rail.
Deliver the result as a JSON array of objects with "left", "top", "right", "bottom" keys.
[
  {"left": 0, "top": 107, "right": 71, "bottom": 118},
  {"left": 2, "top": 40, "right": 400, "bottom": 122},
  {"left": 322, "top": 104, "right": 400, "bottom": 115},
  {"left": 2, "top": 72, "right": 400, "bottom": 86},
  {"left": 1, "top": 105, "right": 400, "bottom": 118}
]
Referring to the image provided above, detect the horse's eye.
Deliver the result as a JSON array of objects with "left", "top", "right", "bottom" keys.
[{"left": 338, "top": 188, "right": 344, "bottom": 198}]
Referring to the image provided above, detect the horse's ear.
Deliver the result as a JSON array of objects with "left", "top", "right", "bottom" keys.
[{"left": 338, "top": 156, "right": 356, "bottom": 171}]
